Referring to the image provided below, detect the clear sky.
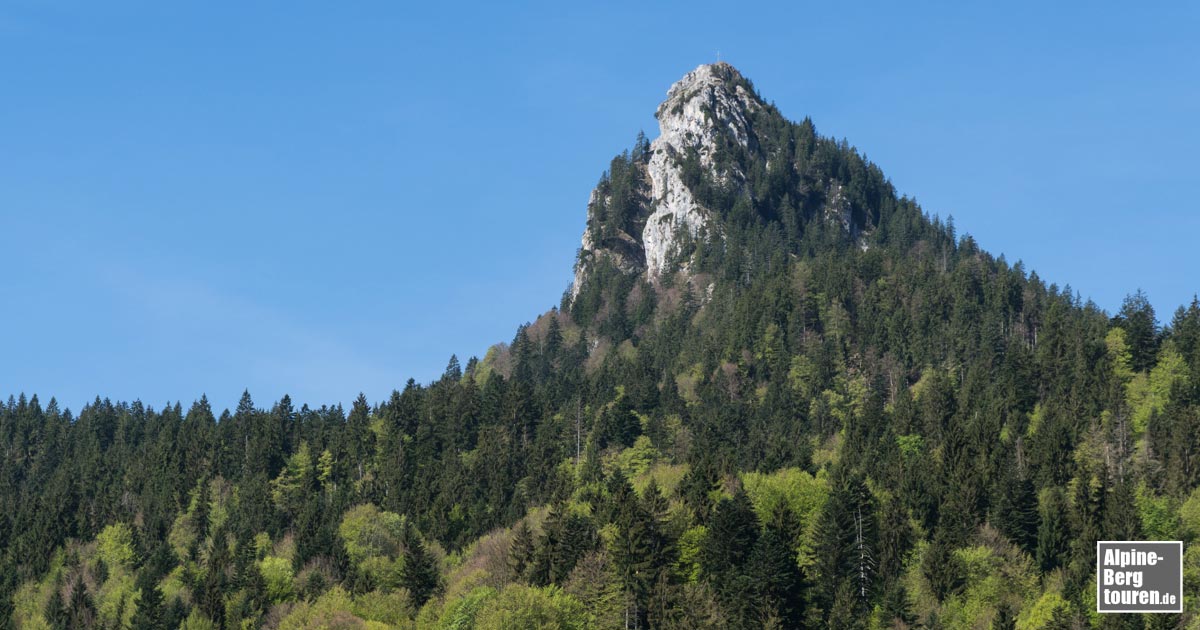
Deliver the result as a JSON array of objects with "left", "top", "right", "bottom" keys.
[{"left": 3, "top": 2, "right": 1197, "bottom": 413}]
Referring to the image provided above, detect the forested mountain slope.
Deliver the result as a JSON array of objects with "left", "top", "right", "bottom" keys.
[{"left": 4, "top": 62, "right": 1200, "bottom": 629}]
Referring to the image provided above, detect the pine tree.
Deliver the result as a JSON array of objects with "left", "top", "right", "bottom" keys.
[
  {"left": 443, "top": 354, "right": 462, "bottom": 381},
  {"left": 131, "top": 568, "right": 164, "bottom": 629},
  {"left": 922, "top": 529, "right": 964, "bottom": 602},
  {"left": 45, "top": 579, "right": 69, "bottom": 630},
  {"left": 509, "top": 520, "right": 535, "bottom": 582},
  {"left": 876, "top": 496, "right": 914, "bottom": 587},
  {"left": 880, "top": 582, "right": 916, "bottom": 629},
  {"left": 610, "top": 474, "right": 671, "bottom": 629},
  {"left": 558, "top": 512, "right": 599, "bottom": 584},
  {"left": 67, "top": 575, "right": 96, "bottom": 629},
  {"left": 1117, "top": 290, "right": 1160, "bottom": 372},
  {"left": 702, "top": 490, "right": 759, "bottom": 577},
  {"left": 400, "top": 528, "right": 440, "bottom": 608},
  {"left": 746, "top": 528, "right": 803, "bottom": 627},
  {"left": 200, "top": 527, "right": 232, "bottom": 626},
  {"left": 1104, "top": 476, "right": 1141, "bottom": 540},
  {"left": 813, "top": 469, "right": 877, "bottom": 614},
  {"left": 700, "top": 490, "right": 760, "bottom": 628},
  {"left": 1037, "top": 487, "right": 1070, "bottom": 572},
  {"left": 993, "top": 455, "right": 1038, "bottom": 554},
  {"left": 992, "top": 602, "right": 1016, "bottom": 630},
  {"left": 531, "top": 504, "right": 565, "bottom": 586},
  {"left": 826, "top": 580, "right": 866, "bottom": 630}
]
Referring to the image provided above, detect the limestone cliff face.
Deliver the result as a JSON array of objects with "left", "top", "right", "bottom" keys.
[
  {"left": 642, "top": 63, "right": 762, "bottom": 277},
  {"left": 571, "top": 62, "right": 763, "bottom": 298}
]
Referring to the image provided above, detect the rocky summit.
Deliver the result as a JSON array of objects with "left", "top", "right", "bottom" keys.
[{"left": 571, "top": 62, "right": 869, "bottom": 300}]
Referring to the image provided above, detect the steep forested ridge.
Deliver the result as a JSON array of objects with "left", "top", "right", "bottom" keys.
[{"left": 4, "top": 63, "right": 1200, "bottom": 629}]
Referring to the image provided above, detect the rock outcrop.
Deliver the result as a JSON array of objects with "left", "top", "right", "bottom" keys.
[
  {"left": 571, "top": 62, "right": 763, "bottom": 298},
  {"left": 570, "top": 62, "right": 873, "bottom": 301},
  {"left": 642, "top": 63, "right": 762, "bottom": 276}
]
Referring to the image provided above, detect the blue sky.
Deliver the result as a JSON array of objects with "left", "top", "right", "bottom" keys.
[{"left": 2, "top": 2, "right": 1197, "bottom": 413}]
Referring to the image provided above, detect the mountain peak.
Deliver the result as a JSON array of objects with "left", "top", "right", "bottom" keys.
[
  {"left": 654, "top": 62, "right": 763, "bottom": 171},
  {"left": 570, "top": 62, "right": 873, "bottom": 306},
  {"left": 658, "top": 62, "right": 754, "bottom": 115},
  {"left": 570, "top": 63, "right": 767, "bottom": 299}
]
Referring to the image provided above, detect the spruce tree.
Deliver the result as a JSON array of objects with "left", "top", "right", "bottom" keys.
[
  {"left": 45, "top": 580, "right": 69, "bottom": 630},
  {"left": 746, "top": 528, "right": 803, "bottom": 627},
  {"left": 1037, "top": 487, "right": 1070, "bottom": 572},
  {"left": 67, "top": 575, "right": 96, "bottom": 629},
  {"left": 508, "top": 520, "right": 535, "bottom": 582},
  {"left": 993, "top": 455, "right": 1038, "bottom": 554},
  {"left": 399, "top": 528, "right": 440, "bottom": 608},
  {"left": 1117, "top": 290, "right": 1160, "bottom": 372},
  {"left": 131, "top": 569, "right": 164, "bottom": 629},
  {"left": 922, "top": 529, "right": 964, "bottom": 602}
]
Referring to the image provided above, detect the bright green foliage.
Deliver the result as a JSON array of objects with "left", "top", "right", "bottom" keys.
[
  {"left": 1015, "top": 589, "right": 1067, "bottom": 630},
  {"left": 432, "top": 586, "right": 496, "bottom": 630},
  {"left": 1128, "top": 343, "right": 1189, "bottom": 433},
  {"left": 179, "top": 609, "right": 219, "bottom": 630},
  {"left": 95, "top": 572, "right": 137, "bottom": 629},
  {"left": 277, "top": 586, "right": 378, "bottom": 630},
  {"left": 1106, "top": 328, "right": 1135, "bottom": 383},
  {"left": 339, "top": 504, "right": 408, "bottom": 587},
  {"left": 12, "top": 559, "right": 62, "bottom": 630},
  {"left": 675, "top": 526, "right": 707, "bottom": 583},
  {"left": 895, "top": 434, "right": 924, "bottom": 459},
  {"left": 272, "top": 441, "right": 314, "bottom": 514},
  {"left": 630, "top": 462, "right": 686, "bottom": 497},
  {"left": 1136, "top": 484, "right": 1179, "bottom": 540},
  {"left": 563, "top": 552, "right": 623, "bottom": 629},
  {"left": 318, "top": 448, "right": 336, "bottom": 487},
  {"left": 351, "top": 589, "right": 415, "bottom": 626},
  {"left": 739, "top": 467, "right": 829, "bottom": 557},
  {"left": 614, "top": 436, "right": 659, "bottom": 480},
  {"left": 931, "top": 543, "right": 1037, "bottom": 630},
  {"left": 472, "top": 584, "right": 589, "bottom": 630},
  {"left": 96, "top": 523, "right": 136, "bottom": 570},
  {"left": 168, "top": 511, "right": 198, "bottom": 562},
  {"left": 1180, "top": 486, "right": 1200, "bottom": 541},
  {"left": 206, "top": 477, "right": 232, "bottom": 534},
  {"left": 258, "top": 555, "right": 295, "bottom": 603}
]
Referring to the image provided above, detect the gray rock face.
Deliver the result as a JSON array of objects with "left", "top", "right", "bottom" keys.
[{"left": 571, "top": 62, "right": 761, "bottom": 298}]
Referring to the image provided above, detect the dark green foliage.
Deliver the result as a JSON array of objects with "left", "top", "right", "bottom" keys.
[
  {"left": 700, "top": 490, "right": 762, "bottom": 629},
  {"left": 131, "top": 569, "right": 164, "bottom": 629},
  {"left": 992, "top": 601, "right": 1016, "bottom": 630},
  {"left": 610, "top": 473, "right": 673, "bottom": 628},
  {"left": 813, "top": 469, "right": 878, "bottom": 618},
  {"left": 1037, "top": 487, "right": 1071, "bottom": 573},
  {"left": 876, "top": 496, "right": 914, "bottom": 588},
  {"left": 44, "top": 579, "right": 69, "bottom": 630},
  {"left": 508, "top": 520, "right": 535, "bottom": 582},
  {"left": 993, "top": 455, "right": 1038, "bottom": 555},
  {"left": 701, "top": 491, "right": 759, "bottom": 580},
  {"left": 1104, "top": 476, "right": 1142, "bottom": 540},
  {"left": 1117, "top": 290, "right": 1160, "bottom": 372},
  {"left": 746, "top": 528, "right": 803, "bottom": 627},
  {"left": 881, "top": 582, "right": 916, "bottom": 629},
  {"left": 923, "top": 530, "right": 964, "bottom": 602},
  {"left": 67, "top": 576, "right": 95, "bottom": 629},
  {"left": 400, "top": 528, "right": 441, "bottom": 608}
]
